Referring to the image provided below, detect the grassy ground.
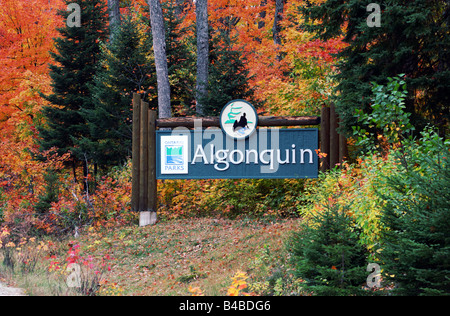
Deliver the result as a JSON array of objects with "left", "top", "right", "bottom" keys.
[{"left": 0, "top": 217, "right": 304, "bottom": 296}]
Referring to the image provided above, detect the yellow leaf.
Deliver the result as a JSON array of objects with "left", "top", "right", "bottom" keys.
[{"left": 227, "top": 288, "right": 238, "bottom": 296}]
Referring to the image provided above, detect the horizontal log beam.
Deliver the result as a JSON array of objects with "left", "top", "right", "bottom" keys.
[
  {"left": 258, "top": 116, "right": 321, "bottom": 127},
  {"left": 157, "top": 117, "right": 219, "bottom": 128},
  {"left": 156, "top": 116, "right": 320, "bottom": 128}
]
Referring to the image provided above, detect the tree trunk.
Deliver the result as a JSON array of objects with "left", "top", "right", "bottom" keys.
[
  {"left": 72, "top": 159, "right": 78, "bottom": 184},
  {"left": 195, "top": 0, "right": 209, "bottom": 116},
  {"left": 108, "top": 0, "right": 121, "bottom": 41},
  {"left": 147, "top": 0, "right": 172, "bottom": 119},
  {"left": 131, "top": 94, "right": 141, "bottom": 212},
  {"left": 82, "top": 154, "right": 89, "bottom": 193},
  {"left": 258, "top": 0, "right": 267, "bottom": 29},
  {"left": 273, "top": 0, "right": 284, "bottom": 60}
]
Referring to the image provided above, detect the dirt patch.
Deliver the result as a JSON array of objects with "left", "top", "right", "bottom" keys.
[{"left": 0, "top": 280, "right": 26, "bottom": 296}]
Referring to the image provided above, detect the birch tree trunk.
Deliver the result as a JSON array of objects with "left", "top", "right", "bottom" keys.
[
  {"left": 108, "top": 0, "right": 121, "bottom": 36},
  {"left": 195, "top": 0, "right": 209, "bottom": 116},
  {"left": 147, "top": 0, "right": 172, "bottom": 118}
]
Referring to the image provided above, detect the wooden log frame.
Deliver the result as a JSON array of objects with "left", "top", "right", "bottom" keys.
[
  {"left": 139, "top": 100, "right": 149, "bottom": 213},
  {"left": 329, "top": 103, "right": 339, "bottom": 169},
  {"left": 322, "top": 103, "right": 348, "bottom": 170},
  {"left": 339, "top": 119, "right": 349, "bottom": 164},
  {"left": 131, "top": 94, "right": 141, "bottom": 213},
  {"left": 156, "top": 115, "right": 321, "bottom": 128},
  {"left": 131, "top": 93, "right": 347, "bottom": 226},
  {"left": 320, "top": 106, "right": 330, "bottom": 172},
  {"left": 145, "top": 109, "right": 157, "bottom": 226},
  {"left": 132, "top": 93, "right": 158, "bottom": 226}
]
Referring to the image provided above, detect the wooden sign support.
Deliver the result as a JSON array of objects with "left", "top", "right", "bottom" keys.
[
  {"left": 132, "top": 93, "right": 157, "bottom": 226},
  {"left": 320, "top": 106, "right": 330, "bottom": 172},
  {"left": 131, "top": 94, "right": 347, "bottom": 226},
  {"left": 320, "top": 104, "right": 348, "bottom": 172}
]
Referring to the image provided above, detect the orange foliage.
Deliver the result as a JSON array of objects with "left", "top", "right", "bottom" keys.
[
  {"left": 0, "top": 0, "right": 64, "bottom": 128},
  {"left": 0, "top": 0, "right": 66, "bottom": 236},
  {"left": 179, "top": 0, "right": 345, "bottom": 115}
]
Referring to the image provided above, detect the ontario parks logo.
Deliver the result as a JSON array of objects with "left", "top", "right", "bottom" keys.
[
  {"left": 166, "top": 145, "right": 183, "bottom": 165},
  {"left": 220, "top": 100, "right": 258, "bottom": 140},
  {"left": 161, "top": 135, "right": 188, "bottom": 174}
]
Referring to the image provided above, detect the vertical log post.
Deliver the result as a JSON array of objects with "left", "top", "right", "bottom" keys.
[
  {"left": 339, "top": 119, "right": 348, "bottom": 164},
  {"left": 329, "top": 103, "right": 339, "bottom": 169},
  {"left": 320, "top": 106, "right": 330, "bottom": 172},
  {"left": 139, "top": 101, "right": 149, "bottom": 225},
  {"left": 131, "top": 93, "right": 141, "bottom": 212},
  {"left": 142, "top": 109, "right": 157, "bottom": 226},
  {"left": 132, "top": 94, "right": 157, "bottom": 227}
]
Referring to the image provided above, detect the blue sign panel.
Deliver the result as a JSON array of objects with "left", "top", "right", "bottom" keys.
[{"left": 156, "top": 128, "right": 318, "bottom": 179}]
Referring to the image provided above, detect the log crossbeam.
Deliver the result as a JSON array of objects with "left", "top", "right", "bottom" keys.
[{"left": 156, "top": 116, "right": 320, "bottom": 128}]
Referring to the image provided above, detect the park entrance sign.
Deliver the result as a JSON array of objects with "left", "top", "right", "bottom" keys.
[
  {"left": 157, "top": 99, "right": 318, "bottom": 179},
  {"left": 157, "top": 128, "right": 318, "bottom": 179},
  {"left": 131, "top": 94, "right": 347, "bottom": 226}
]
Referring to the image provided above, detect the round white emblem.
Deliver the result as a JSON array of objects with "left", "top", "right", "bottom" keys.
[{"left": 219, "top": 100, "right": 258, "bottom": 140}]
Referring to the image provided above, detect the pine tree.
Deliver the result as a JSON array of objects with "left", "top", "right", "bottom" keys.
[
  {"left": 34, "top": 169, "right": 60, "bottom": 216},
  {"left": 199, "top": 31, "right": 255, "bottom": 117},
  {"left": 379, "top": 134, "right": 450, "bottom": 296},
  {"left": 38, "top": 0, "right": 108, "bottom": 172},
  {"left": 301, "top": 0, "right": 450, "bottom": 137},
  {"left": 81, "top": 3, "right": 195, "bottom": 168},
  {"left": 81, "top": 13, "right": 156, "bottom": 168},
  {"left": 164, "top": 0, "right": 196, "bottom": 115},
  {"left": 289, "top": 196, "right": 369, "bottom": 296}
]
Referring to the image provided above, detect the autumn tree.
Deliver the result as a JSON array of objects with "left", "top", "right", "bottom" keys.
[
  {"left": 38, "top": 0, "right": 108, "bottom": 179},
  {"left": 0, "top": 0, "right": 64, "bottom": 135},
  {"left": 0, "top": 0, "right": 67, "bottom": 234}
]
